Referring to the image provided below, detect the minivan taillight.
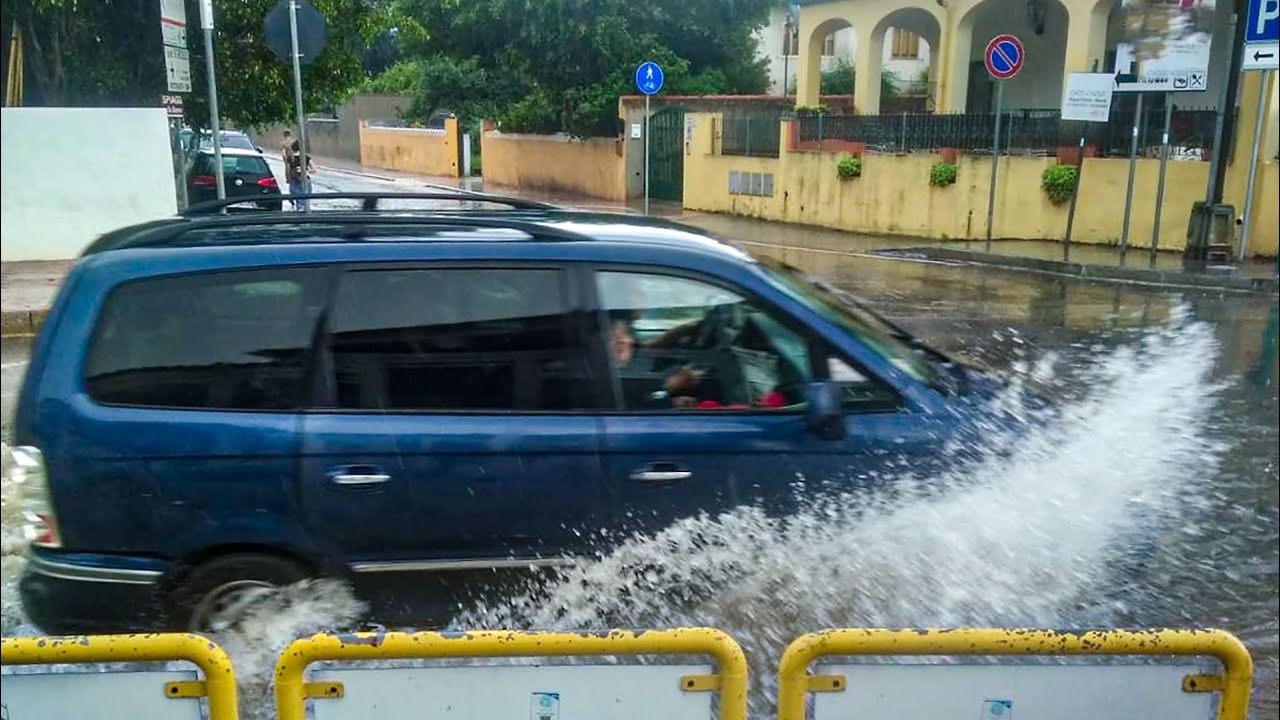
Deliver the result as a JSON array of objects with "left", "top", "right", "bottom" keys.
[
  {"left": 7, "top": 446, "right": 61, "bottom": 548},
  {"left": 257, "top": 176, "right": 278, "bottom": 189},
  {"left": 192, "top": 175, "right": 217, "bottom": 186}
]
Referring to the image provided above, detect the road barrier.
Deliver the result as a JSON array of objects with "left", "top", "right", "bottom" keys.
[
  {"left": 274, "top": 627, "right": 748, "bottom": 720},
  {"left": 0, "top": 632, "right": 238, "bottom": 720},
  {"left": 0, "top": 627, "right": 1254, "bottom": 719},
  {"left": 776, "top": 628, "right": 1253, "bottom": 720}
]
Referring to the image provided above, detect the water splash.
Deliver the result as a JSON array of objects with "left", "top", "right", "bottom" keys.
[
  {"left": 0, "top": 316, "right": 1242, "bottom": 718},
  {"left": 456, "top": 315, "right": 1226, "bottom": 714}
]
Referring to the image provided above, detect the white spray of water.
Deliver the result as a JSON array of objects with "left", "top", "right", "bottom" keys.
[{"left": 1, "top": 317, "right": 1231, "bottom": 719}]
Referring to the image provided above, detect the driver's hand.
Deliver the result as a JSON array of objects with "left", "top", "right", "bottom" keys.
[{"left": 664, "top": 366, "right": 703, "bottom": 394}]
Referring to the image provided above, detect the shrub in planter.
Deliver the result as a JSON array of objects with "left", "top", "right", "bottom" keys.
[
  {"left": 1041, "top": 163, "right": 1078, "bottom": 204},
  {"left": 929, "top": 161, "right": 957, "bottom": 188},
  {"left": 836, "top": 155, "right": 863, "bottom": 180}
]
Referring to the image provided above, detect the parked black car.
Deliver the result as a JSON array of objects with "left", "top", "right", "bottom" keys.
[{"left": 185, "top": 148, "right": 282, "bottom": 211}]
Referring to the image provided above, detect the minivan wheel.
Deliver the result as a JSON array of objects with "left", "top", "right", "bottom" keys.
[{"left": 168, "top": 554, "right": 311, "bottom": 633}]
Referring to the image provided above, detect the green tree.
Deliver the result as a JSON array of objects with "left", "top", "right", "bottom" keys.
[
  {"left": 392, "top": 0, "right": 773, "bottom": 137},
  {"left": 2, "top": 0, "right": 387, "bottom": 128}
]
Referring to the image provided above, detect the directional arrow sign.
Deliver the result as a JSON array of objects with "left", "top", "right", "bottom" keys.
[{"left": 1242, "top": 41, "right": 1279, "bottom": 71}]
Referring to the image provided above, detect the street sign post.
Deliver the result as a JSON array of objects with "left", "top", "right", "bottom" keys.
[
  {"left": 635, "top": 61, "right": 664, "bottom": 216},
  {"left": 1059, "top": 73, "right": 1114, "bottom": 261},
  {"left": 1113, "top": 0, "right": 1215, "bottom": 93},
  {"left": 1243, "top": 0, "right": 1279, "bottom": 70},
  {"left": 160, "top": 0, "right": 188, "bottom": 49},
  {"left": 266, "top": 0, "right": 327, "bottom": 210},
  {"left": 1240, "top": 0, "right": 1279, "bottom": 258},
  {"left": 982, "top": 34, "right": 1023, "bottom": 250},
  {"left": 199, "top": 0, "right": 225, "bottom": 200}
]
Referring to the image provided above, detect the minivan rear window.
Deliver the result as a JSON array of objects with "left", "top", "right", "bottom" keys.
[{"left": 84, "top": 268, "right": 326, "bottom": 410}]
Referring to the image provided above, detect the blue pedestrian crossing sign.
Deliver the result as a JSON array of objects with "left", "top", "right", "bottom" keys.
[{"left": 635, "top": 61, "right": 664, "bottom": 95}]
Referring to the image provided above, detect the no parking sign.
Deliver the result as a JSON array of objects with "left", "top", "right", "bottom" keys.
[{"left": 984, "top": 34, "right": 1024, "bottom": 80}]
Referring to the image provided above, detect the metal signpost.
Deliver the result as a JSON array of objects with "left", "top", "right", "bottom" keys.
[
  {"left": 1112, "top": 0, "right": 1215, "bottom": 262},
  {"left": 1059, "top": 72, "right": 1115, "bottom": 261},
  {"left": 199, "top": 0, "right": 224, "bottom": 201},
  {"left": 160, "top": 0, "right": 190, "bottom": 209},
  {"left": 635, "top": 60, "right": 664, "bottom": 216},
  {"left": 266, "top": 0, "right": 326, "bottom": 209},
  {"left": 982, "top": 34, "right": 1024, "bottom": 251},
  {"left": 1239, "top": 0, "right": 1279, "bottom": 260}
]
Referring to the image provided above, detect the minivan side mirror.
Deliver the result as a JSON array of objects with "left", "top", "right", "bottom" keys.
[{"left": 805, "top": 381, "right": 844, "bottom": 440}]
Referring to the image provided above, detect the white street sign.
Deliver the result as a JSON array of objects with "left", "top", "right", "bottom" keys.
[
  {"left": 1242, "top": 41, "right": 1279, "bottom": 70},
  {"left": 1113, "top": 0, "right": 1215, "bottom": 92},
  {"left": 159, "top": 0, "right": 187, "bottom": 47},
  {"left": 165, "top": 46, "right": 192, "bottom": 92},
  {"left": 1061, "top": 72, "right": 1115, "bottom": 122}
]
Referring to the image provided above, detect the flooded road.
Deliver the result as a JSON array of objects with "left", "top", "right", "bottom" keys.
[{"left": 1, "top": 216, "right": 1276, "bottom": 717}]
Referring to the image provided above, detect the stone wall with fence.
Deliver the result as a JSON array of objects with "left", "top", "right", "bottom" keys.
[
  {"left": 683, "top": 111, "right": 1278, "bottom": 258},
  {"left": 480, "top": 124, "right": 626, "bottom": 201}
]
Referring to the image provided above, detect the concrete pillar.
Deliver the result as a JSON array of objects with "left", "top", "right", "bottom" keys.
[
  {"left": 932, "top": 19, "right": 952, "bottom": 112},
  {"left": 796, "top": 18, "right": 825, "bottom": 107},
  {"left": 855, "top": 26, "right": 884, "bottom": 113},
  {"left": 1062, "top": 0, "right": 1109, "bottom": 89},
  {"left": 944, "top": 16, "right": 974, "bottom": 113}
]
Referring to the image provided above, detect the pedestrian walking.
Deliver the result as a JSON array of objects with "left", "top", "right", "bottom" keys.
[{"left": 282, "top": 131, "right": 315, "bottom": 212}]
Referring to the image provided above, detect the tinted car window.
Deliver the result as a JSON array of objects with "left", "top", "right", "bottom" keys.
[
  {"left": 84, "top": 268, "right": 326, "bottom": 409},
  {"left": 597, "top": 271, "right": 811, "bottom": 410},
  {"left": 327, "top": 268, "right": 591, "bottom": 411}
]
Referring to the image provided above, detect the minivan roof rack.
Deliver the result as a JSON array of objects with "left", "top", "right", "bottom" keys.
[
  {"left": 183, "top": 191, "right": 557, "bottom": 216},
  {"left": 83, "top": 212, "right": 595, "bottom": 255}
]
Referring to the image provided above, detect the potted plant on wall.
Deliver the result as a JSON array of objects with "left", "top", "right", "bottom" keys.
[
  {"left": 1041, "top": 163, "right": 1078, "bottom": 204},
  {"left": 836, "top": 154, "right": 862, "bottom": 180},
  {"left": 929, "top": 160, "right": 957, "bottom": 188}
]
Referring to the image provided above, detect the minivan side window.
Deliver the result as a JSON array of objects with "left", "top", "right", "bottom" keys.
[
  {"left": 84, "top": 268, "right": 326, "bottom": 410},
  {"left": 596, "top": 270, "right": 812, "bottom": 411},
  {"left": 326, "top": 268, "right": 592, "bottom": 411}
]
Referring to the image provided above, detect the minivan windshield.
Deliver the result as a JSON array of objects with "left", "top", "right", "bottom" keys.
[{"left": 761, "top": 259, "right": 943, "bottom": 388}]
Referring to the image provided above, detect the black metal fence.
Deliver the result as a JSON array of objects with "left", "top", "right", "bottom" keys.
[
  {"left": 792, "top": 100, "right": 1215, "bottom": 158},
  {"left": 721, "top": 110, "right": 786, "bottom": 158}
]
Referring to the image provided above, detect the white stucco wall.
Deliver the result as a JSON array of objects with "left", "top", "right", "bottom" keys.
[
  {"left": 1, "top": 108, "right": 178, "bottom": 261},
  {"left": 758, "top": 7, "right": 930, "bottom": 94}
]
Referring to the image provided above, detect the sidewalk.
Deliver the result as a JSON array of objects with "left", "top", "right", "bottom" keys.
[{"left": 0, "top": 260, "right": 71, "bottom": 337}]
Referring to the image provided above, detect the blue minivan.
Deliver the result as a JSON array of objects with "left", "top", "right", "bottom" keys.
[{"left": 13, "top": 193, "right": 990, "bottom": 633}]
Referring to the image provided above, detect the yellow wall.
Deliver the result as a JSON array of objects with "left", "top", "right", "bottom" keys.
[
  {"left": 683, "top": 113, "right": 1279, "bottom": 258},
  {"left": 358, "top": 118, "right": 460, "bottom": 177},
  {"left": 481, "top": 132, "right": 626, "bottom": 201}
]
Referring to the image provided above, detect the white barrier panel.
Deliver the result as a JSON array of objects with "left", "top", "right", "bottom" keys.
[
  {"left": 275, "top": 629, "right": 749, "bottom": 720},
  {"left": 0, "top": 634, "right": 239, "bottom": 720},
  {"left": 309, "top": 664, "right": 711, "bottom": 720},
  {"left": 1, "top": 669, "right": 203, "bottom": 720},
  {"left": 814, "top": 663, "right": 1217, "bottom": 720},
  {"left": 776, "top": 628, "right": 1253, "bottom": 720}
]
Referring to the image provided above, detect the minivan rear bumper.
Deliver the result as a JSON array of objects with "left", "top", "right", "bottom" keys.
[{"left": 18, "top": 550, "right": 167, "bottom": 634}]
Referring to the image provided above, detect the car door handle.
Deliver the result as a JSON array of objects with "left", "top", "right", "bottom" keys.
[
  {"left": 629, "top": 464, "right": 693, "bottom": 483},
  {"left": 328, "top": 467, "right": 391, "bottom": 486}
]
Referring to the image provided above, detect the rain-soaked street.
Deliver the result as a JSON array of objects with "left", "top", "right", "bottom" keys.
[{"left": 2, "top": 208, "right": 1277, "bottom": 716}]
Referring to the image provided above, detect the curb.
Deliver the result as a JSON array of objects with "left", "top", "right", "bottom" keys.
[
  {"left": 1, "top": 309, "right": 47, "bottom": 338},
  {"left": 874, "top": 247, "right": 1279, "bottom": 294}
]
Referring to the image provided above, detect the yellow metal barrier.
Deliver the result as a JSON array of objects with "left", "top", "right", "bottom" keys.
[
  {"left": 776, "top": 628, "right": 1252, "bottom": 720},
  {"left": 275, "top": 627, "right": 748, "bottom": 720},
  {"left": 0, "top": 632, "right": 238, "bottom": 720}
]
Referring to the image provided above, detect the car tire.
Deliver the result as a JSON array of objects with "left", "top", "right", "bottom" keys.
[{"left": 167, "top": 553, "right": 311, "bottom": 633}]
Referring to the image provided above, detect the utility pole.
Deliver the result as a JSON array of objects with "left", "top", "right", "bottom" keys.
[{"left": 288, "top": 0, "right": 309, "bottom": 206}]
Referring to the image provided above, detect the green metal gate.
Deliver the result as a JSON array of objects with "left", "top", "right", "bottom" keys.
[{"left": 648, "top": 106, "right": 685, "bottom": 201}]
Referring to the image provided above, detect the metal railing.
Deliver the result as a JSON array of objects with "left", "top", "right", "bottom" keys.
[
  {"left": 721, "top": 110, "right": 785, "bottom": 158},
  {"left": 792, "top": 103, "right": 1216, "bottom": 157}
]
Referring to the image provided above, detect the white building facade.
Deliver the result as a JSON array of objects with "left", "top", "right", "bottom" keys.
[{"left": 757, "top": 6, "right": 931, "bottom": 98}]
